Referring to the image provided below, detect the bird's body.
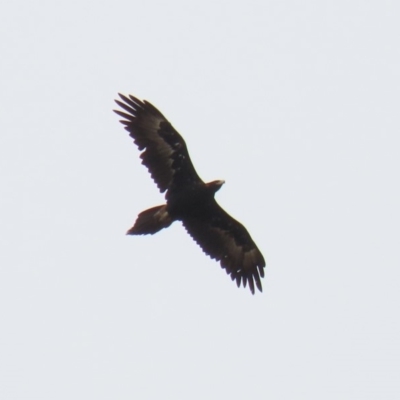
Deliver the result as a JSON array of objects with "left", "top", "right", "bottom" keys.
[
  {"left": 168, "top": 180, "right": 224, "bottom": 219},
  {"left": 114, "top": 94, "right": 266, "bottom": 294}
]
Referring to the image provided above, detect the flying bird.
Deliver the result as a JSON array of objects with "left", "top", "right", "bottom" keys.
[{"left": 114, "top": 94, "right": 266, "bottom": 294}]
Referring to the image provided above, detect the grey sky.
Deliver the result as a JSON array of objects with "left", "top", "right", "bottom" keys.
[{"left": 1, "top": 1, "right": 399, "bottom": 399}]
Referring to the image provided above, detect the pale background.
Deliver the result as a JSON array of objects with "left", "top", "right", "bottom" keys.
[{"left": 1, "top": 1, "right": 399, "bottom": 399}]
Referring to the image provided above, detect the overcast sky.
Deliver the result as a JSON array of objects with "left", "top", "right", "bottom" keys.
[{"left": 1, "top": 1, "right": 399, "bottom": 399}]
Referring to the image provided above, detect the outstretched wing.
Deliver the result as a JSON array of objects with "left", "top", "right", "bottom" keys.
[
  {"left": 182, "top": 203, "right": 265, "bottom": 294},
  {"left": 114, "top": 94, "right": 203, "bottom": 194}
]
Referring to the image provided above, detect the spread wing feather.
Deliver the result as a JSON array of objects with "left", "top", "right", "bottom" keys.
[
  {"left": 183, "top": 203, "right": 265, "bottom": 294},
  {"left": 114, "top": 94, "right": 203, "bottom": 194}
]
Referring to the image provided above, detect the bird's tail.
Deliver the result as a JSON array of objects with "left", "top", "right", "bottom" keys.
[{"left": 127, "top": 205, "right": 173, "bottom": 235}]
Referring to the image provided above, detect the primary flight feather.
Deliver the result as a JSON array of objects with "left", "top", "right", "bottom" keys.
[{"left": 114, "top": 94, "right": 265, "bottom": 294}]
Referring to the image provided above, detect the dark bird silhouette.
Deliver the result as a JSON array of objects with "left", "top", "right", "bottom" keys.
[{"left": 114, "top": 94, "right": 266, "bottom": 294}]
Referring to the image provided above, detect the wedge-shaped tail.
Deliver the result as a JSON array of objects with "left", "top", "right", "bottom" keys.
[{"left": 127, "top": 205, "right": 172, "bottom": 235}]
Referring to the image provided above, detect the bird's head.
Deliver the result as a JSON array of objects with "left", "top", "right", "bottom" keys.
[{"left": 206, "top": 179, "right": 225, "bottom": 194}]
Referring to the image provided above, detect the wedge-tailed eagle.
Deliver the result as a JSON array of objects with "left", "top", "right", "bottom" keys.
[{"left": 114, "top": 94, "right": 266, "bottom": 294}]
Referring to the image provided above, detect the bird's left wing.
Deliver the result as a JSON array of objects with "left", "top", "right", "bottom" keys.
[
  {"left": 182, "top": 203, "right": 265, "bottom": 294},
  {"left": 114, "top": 94, "right": 203, "bottom": 194}
]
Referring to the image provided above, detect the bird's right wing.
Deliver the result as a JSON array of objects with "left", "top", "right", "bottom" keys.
[{"left": 114, "top": 94, "right": 203, "bottom": 194}]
